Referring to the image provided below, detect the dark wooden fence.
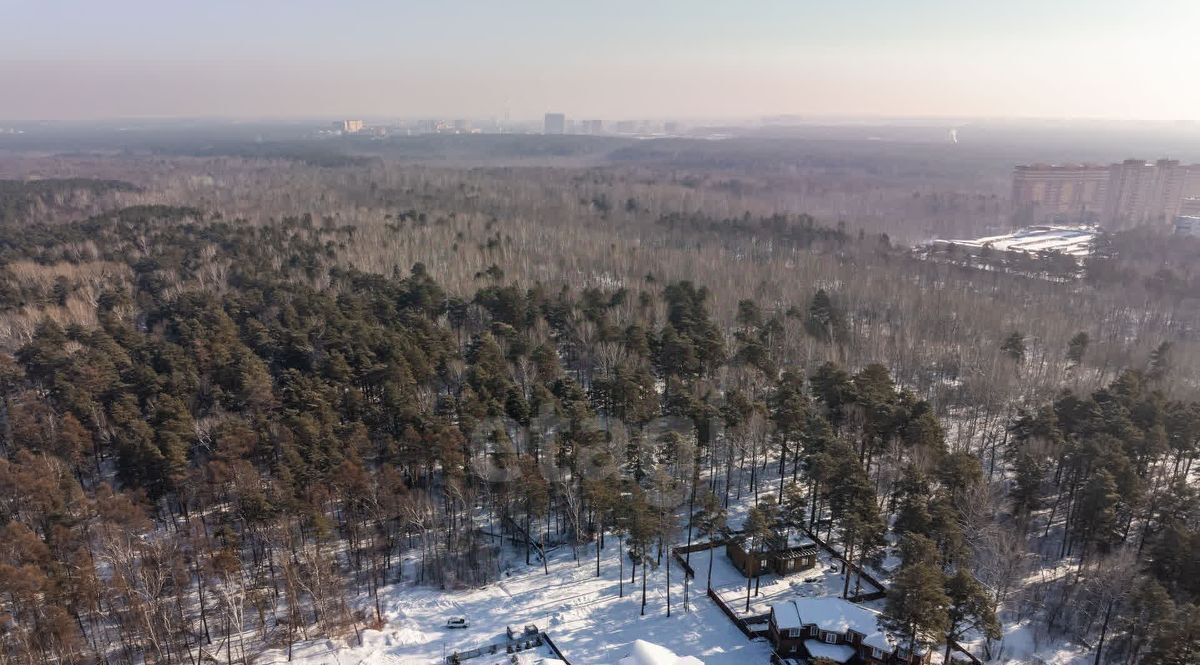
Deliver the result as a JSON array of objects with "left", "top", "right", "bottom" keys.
[
  {"left": 671, "top": 539, "right": 728, "bottom": 580},
  {"left": 848, "top": 589, "right": 887, "bottom": 602},
  {"left": 445, "top": 631, "right": 573, "bottom": 665},
  {"left": 500, "top": 515, "right": 548, "bottom": 561},
  {"left": 675, "top": 540, "right": 725, "bottom": 554},
  {"left": 542, "top": 632, "right": 572, "bottom": 665},
  {"left": 672, "top": 549, "right": 695, "bottom": 579},
  {"left": 706, "top": 588, "right": 757, "bottom": 639}
]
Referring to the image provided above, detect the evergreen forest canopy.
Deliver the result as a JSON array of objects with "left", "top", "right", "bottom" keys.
[
  {"left": 0, "top": 179, "right": 140, "bottom": 224},
  {"left": 0, "top": 146, "right": 1195, "bottom": 665}
]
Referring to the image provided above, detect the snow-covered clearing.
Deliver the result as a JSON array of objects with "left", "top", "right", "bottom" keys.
[
  {"left": 700, "top": 547, "right": 878, "bottom": 618},
  {"left": 257, "top": 526, "right": 1105, "bottom": 665},
  {"left": 980, "top": 621, "right": 1090, "bottom": 665},
  {"left": 259, "top": 457, "right": 1111, "bottom": 665},
  {"left": 260, "top": 540, "right": 770, "bottom": 665}
]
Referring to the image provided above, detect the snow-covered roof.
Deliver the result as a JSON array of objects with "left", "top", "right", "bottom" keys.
[
  {"left": 617, "top": 640, "right": 705, "bottom": 665},
  {"left": 732, "top": 530, "right": 817, "bottom": 553},
  {"left": 933, "top": 225, "right": 1097, "bottom": 258},
  {"left": 771, "top": 601, "right": 804, "bottom": 630},
  {"left": 804, "top": 640, "right": 857, "bottom": 663},
  {"left": 771, "top": 598, "right": 896, "bottom": 651},
  {"left": 782, "top": 532, "right": 816, "bottom": 550}
]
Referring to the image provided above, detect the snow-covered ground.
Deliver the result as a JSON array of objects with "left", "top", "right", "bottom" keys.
[
  {"left": 257, "top": 467, "right": 1110, "bottom": 665},
  {"left": 256, "top": 530, "right": 1105, "bottom": 665},
  {"left": 984, "top": 621, "right": 1090, "bottom": 665},
  {"left": 260, "top": 540, "right": 771, "bottom": 665}
]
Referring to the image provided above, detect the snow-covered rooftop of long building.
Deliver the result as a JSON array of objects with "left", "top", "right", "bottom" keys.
[
  {"left": 933, "top": 225, "right": 1097, "bottom": 257},
  {"left": 770, "top": 597, "right": 895, "bottom": 651},
  {"left": 617, "top": 640, "right": 705, "bottom": 665}
]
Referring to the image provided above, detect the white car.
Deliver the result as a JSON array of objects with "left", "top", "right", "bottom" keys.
[{"left": 446, "top": 617, "right": 470, "bottom": 629}]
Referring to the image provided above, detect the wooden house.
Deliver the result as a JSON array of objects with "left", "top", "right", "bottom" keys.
[{"left": 726, "top": 531, "right": 818, "bottom": 578}]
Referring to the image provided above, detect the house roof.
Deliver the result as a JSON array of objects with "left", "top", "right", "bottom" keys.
[
  {"left": 775, "top": 546, "right": 818, "bottom": 559},
  {"left": 804, "top": 640, "right": 857, "bottom": 663},
  {"left": 771, "top": 600, "right": 804, "bottom": 630},
  {"left": 781, "top": 532, "right": 817, "bottom": 549},
  {"left": 771, "top": 598, "right": 896, "bottom": 652},
  {"left": 732, "top": 530, "right": 817, "bottom": 553}
]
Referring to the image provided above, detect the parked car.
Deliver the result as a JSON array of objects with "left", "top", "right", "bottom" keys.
[{"left": 446, "top": 617, "right": 470, "bottom": 629}]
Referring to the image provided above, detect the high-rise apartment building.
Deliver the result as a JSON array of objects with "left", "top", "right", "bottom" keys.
[
  {"left": 1103, "top": 159, "right": 1190, "bottom": 228},
  {"left": 543, "top": 113, "right": 566, "bottom": 135},
  {"left": 1186, "top": 168, "right": 1200, "bottom": 202},
  {"left": 1011, "top": 159, "right": 1200, "bottom": 229},
  {"left": 1011, "top": 164, "right": 1110, "bottom": 224},
  {"left": 333, "top": 120, "right": 364, "bottom": 134}
]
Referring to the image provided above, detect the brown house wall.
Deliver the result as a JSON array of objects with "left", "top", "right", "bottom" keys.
[
  {"left": 726, "top": 541, "right": 768, "bottom": 577},
  {"left": 767, "top": 620, "right": 808, "bottom": 656},
  {"left": 727, "top": 542, "right": 817, "bottom": 578}
]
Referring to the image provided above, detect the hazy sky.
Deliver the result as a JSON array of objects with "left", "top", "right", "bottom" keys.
[{"left": 3, "top": 0, "right": 1199, "bottom": 122}]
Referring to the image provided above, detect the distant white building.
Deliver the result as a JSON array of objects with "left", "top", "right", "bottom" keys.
[{"left": 616, "top": 640, "right": 704, "bottom": 665}]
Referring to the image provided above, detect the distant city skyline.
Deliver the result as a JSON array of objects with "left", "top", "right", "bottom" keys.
[{"left": 2, "top": 0, "right": 1199, "bottom": 122}]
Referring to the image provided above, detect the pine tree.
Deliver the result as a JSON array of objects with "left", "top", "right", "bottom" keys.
[
  {"left": 1066, "top": 331, "right": 1090, "bottom": 366},
  {"left": 780, "top": 482, "right": 808, "bottom": 538},
  {"left": 809, "top": 362, "right": 854, "bottom": 430},
  {"left": 1072, "top": 470, "right": 1121, "bottom": 563},
  {"left": 1000, "top": 331, "right": 1026, "bottom": 363},
  {"left": 1140, "top": 604, "right": 1200, "bottom": 665},
  {"left": 894, "top": 477, "right": 933, "bottom": 539},
  {"left": 743, "top": 498, "right": 778, "bottom": 611},
  {"left": 886, "top": 534, "right": 950, "bottom": 657},
  {"left": 805, "top": 289, "right": 843, "bottom": 343},
  {"left": 736, "top": 299, "right": 763, "bottom": 330},
  {"left": 943, "top": 569, "right": 1000, "bottom": 664},
  {"left": 1148, "top": 341, "right": 1172, "bottom": 382}
]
